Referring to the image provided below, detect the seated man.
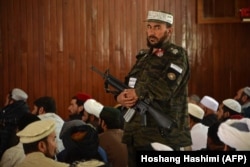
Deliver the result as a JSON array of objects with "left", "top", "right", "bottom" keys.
[
  {"left": 0, "top": 113, "right": 40, "bottom": 167},
  {"left": 217, "top": 98, "right": 243, "bottom": 122},
  {"left": 57, "top": 120, "right": 108, "bottom": 166},
  {"left": 201, "top": 121, "right": 224, "bottom": 151},
  {"left": 234, "top": 87, "right": 250, "bottom": 118},
  {"left": 67, "top": 93, "right": 91, "bottom": 121},
  {"left": 218, "top": 118, "right": 250, "bottom": 151},
  {"left": 0, "top": 88, "right": 29, "bottom": 158},
  {"left": 16, "top": 120, "right": 69, "bottom": 167},
  {"left": 199, "top": 95, "right": 219, "bottom": 126},
  {"left": 84, "top": 99, "right": 128, "bottom": 167},
  {"left": 188, "top": 103, "right": 208, "bottom": 150},
  {"left": 31, "top": 96, "right": 65, "bottom": 153}
]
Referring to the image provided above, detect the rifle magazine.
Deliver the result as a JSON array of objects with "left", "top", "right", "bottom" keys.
[{"left": 123, "top": 108, "right": 136, "bottom": 122}]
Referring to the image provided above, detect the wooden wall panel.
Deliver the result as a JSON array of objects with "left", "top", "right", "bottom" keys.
[{"left": 1, "top": 0, "right": 250, "bottom": 119}]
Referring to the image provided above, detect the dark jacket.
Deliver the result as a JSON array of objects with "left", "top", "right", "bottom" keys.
[{"left": 0, "top": 101, "right": 29, "bottom": 158}]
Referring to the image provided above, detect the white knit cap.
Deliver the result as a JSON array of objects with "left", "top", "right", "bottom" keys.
[
  {"left": 150, "top": 142, "right": 173, "bottom": 151},
  {"left": 188, "top": 103, "right": 205, "bottom": 119},
  {"left": 200, "top": 96, "right": 219, "bottom": 112},
  {"left": 218, "top": 118, "right": 250, "bottom": 150},
  {"left": 145, "top": 11, "right": 173, "bottom": 24},
  {"left": 223, "top": 99, "right": 241, "bottom": 113},
  {"left": 243, "top": 87, "right": 250, "bottom": 97},
  {"left": 83, "top": 99, "right": 104, "bottom": 118},
  {"left": 11, "top": 88, "right": 28, "bottom": 101}
]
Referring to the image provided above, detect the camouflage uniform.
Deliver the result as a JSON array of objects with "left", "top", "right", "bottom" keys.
[{"left": 122, "top": 41, "right": 191, "bottom": 165}]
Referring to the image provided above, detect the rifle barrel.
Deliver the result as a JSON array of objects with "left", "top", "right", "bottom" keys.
[{"left": 91, "top": 66, "right": 106, "bottom": 78}]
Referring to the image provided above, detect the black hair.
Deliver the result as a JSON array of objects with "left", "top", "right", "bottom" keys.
[
  {"left": 222, "top": 105, "right": 240, "bottom": 116},
  {"left": 189, "top": 114, "right": 202, "bottom": 123},
  {"left": 207, "top": 122, "right": 224, "bottom": 145},
  {"left": 72, "top": 96, "right": 84, "bottom": 107},
  {"left": 34, "top": 96, "right": 57, "bottom": 113},
  {"left": 22, "top": 136, "right": 48, "bottom": 154},
  {"left": 18, "top": 113, "right": 40, "bottom": 131}
]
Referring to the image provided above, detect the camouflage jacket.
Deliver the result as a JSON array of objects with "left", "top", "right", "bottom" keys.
[{"left": 123, "top": 41, "right": 191, "bottom": 149}]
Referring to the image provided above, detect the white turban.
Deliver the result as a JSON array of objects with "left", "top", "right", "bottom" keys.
[
  {"left": 218, "top": 118, "right": 250, "bottom": 150},
  {"left": 84, "top": 99, "right": 104, "bottom": 118}
]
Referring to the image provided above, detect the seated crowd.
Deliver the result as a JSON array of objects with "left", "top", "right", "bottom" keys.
[{"left": 0, "top": 86, "right": 250, "bottom": 166}]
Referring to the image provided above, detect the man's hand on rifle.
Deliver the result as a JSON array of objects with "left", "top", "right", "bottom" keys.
[{"left": 117, "top": 89, "right": 138, "bottom": 108}]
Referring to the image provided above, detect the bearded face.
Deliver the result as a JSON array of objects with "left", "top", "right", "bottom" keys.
[{"left": 147, "top": 30, "right": 169, "bottom": 48}]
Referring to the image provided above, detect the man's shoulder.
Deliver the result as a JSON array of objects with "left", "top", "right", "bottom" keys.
[
  {"left": 165, "top": 43, "right": 187, "bottom": 57},
  {"left": 136, "top": 49, "right": 149, "bottom": 58}
]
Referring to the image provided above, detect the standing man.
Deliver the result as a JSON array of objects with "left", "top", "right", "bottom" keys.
[{"left": 116, "top": 10, "right": 191, "bottom": 166}]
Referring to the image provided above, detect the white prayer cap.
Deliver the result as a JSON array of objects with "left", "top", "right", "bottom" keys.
[
  {"left": 145, "top": 11, "right": 173, "bottom": 24},
  {"left": 17, "top": 119, "right": 55, "bottom": 143},
  {"left": 200, "top": 96, "right": 219, "bottom": 112},
  {"left": 218, "top": 118, "right": 250, "bottom": 150},
  {"left": 151, "top": 142, "right": 173, "bottom": 151},
  {"left": 11, "top": 88, "right": 28, "bottom": 101},
  {"left": 223, "top": 99, "right": 241, "bottom": 113},
  {"left": 84, "top": 99, "right": 104, "bottom": 118},
  {"left": 188, "top": 103, "right": 205, "bottom": 119},
  {"left": 243, "top": 87, "right": 250, "bottom": 97}
]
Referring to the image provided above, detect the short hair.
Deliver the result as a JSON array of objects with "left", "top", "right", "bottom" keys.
[
  {"left": 189, "top": 114, "right": 202, "bottom": 123},
  {"left": 72, "top": 96, "right": 85, "bottom": 107},
  {"left": 34, "top": 96, "right": 56, "bottom": 113},
  {"left": 207, "top": 122, "right": 223, "bottom": 145},
  {"left": 22, "top": 137, "right": 48, "bottom": 154},
  {"left": 222, "top": 105, "right": 240, "bottom": 116},
  {"left": 101, "top": 118, "right": 121, "bottom": 129},
  {"left": 18, "top": 113, "right": 40, "bottom": 131}
]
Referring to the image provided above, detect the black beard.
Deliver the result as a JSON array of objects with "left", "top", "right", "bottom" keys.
[
  {"left": 69, "top": 111, "right": 83, "bottom": 120},
  {"left": 147, "top": 31, "right": 168, "bottom": 48},
  {"left": 96, "top": 125, "right": 104, "bottom": 134}
]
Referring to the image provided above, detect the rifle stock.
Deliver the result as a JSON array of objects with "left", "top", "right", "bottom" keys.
[{"left": 91, "top": 66, "right": 175, "bottom": 130}]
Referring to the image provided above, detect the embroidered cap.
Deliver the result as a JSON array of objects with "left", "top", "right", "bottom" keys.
[
  {"left": 17, "top": 119, "right": 55, "bottom": 143},
  {"left": 84, "top": 99, "right": 104, "bottom": 118},
  {"left": 11, "top": 88, "right": 28, "bottom": 101},
  {"left": 243, "top": 87, "right": 250, "bottom": 97},
  {"left": 188, "top": 103, "right": 205, "bottom": 120},
  {"left": 223, "top": 99, "right": 241, "bottom": 113},
  {"left": 200, "top": 96, "right": 219, "bottom": 112},
  {"left": 145, "top": 11, "right": 173, "bottom": 24}
]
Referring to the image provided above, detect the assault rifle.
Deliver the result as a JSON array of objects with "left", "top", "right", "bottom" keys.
[{"left": 91, "top": 66, "right": 176, "bottom": 130}]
